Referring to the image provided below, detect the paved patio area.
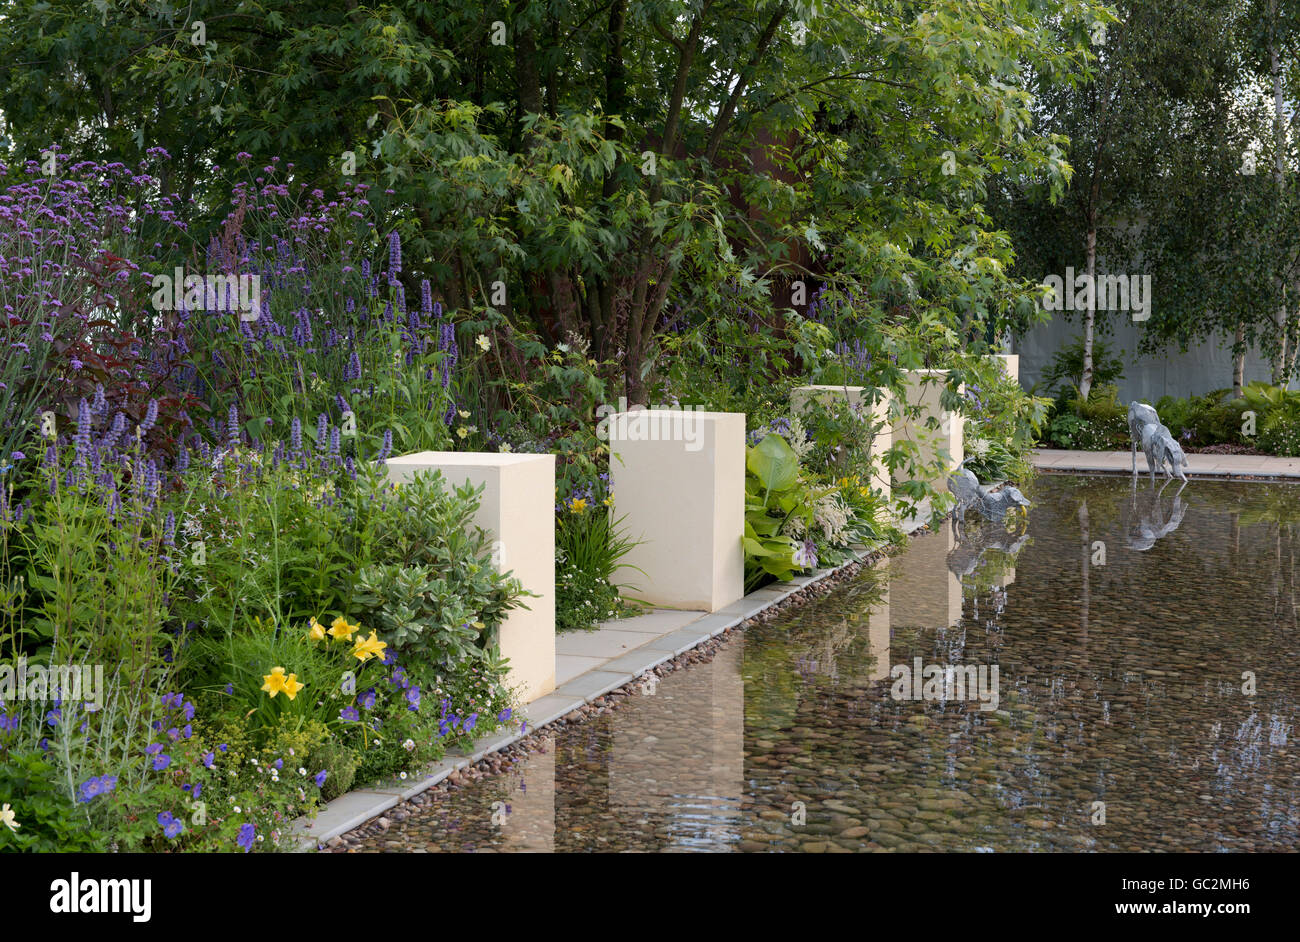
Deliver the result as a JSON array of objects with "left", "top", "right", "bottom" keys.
[{"left": 1033, "top": 448, "right": 1300, "bottom": 479}]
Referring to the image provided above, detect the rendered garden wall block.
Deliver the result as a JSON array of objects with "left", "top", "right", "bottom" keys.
[{"left": 608, "top": 409, "right": 745, "bottom": 611}]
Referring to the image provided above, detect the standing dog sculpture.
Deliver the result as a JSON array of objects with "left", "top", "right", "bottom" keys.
[{"left": 1128, "top": 401, "right": 1189, "bottom": 483}]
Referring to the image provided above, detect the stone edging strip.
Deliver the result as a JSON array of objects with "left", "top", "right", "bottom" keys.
[{"left": 293, "top": 513, "right": 929, "bottom": 852}]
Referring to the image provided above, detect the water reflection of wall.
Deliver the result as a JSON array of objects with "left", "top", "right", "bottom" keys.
[
  {"left": 606, "top": 640, "right": 745, "bottom": 850},
  {"left": 889, "top": 526, "right": 963, "bottom": 631},
  {"left": 496, "top": 745, "right": 556, "bottom": 852},
  {"left": 867, "top": 570, "right": 891, "bottom": 681}
]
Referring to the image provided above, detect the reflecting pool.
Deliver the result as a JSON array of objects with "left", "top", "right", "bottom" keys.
[{"left": 355, "top": 475, "right": 1300, "bottom": 852}]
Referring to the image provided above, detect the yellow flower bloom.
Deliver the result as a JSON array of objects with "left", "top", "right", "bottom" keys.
[
  {"left": 307, "top": 618, "right": 327, "bottom": 642},
  {"left": 261, "top": 667, "right": 290, "bottom": 698},
  {"left": 329, "top": 617, "right": 359, "bottom": 642},
  {"left": 456, "top": 426, "right": 469, "bottom": 440},
  {"left": 568, "top": 498, "right": 588, "bottom": 513},
  {"left": 0, "top": 803, "right": 19, "bottom": 832},
  {"left": 281, "top": 672, "right": 305, "bottom": 701},
  {"left": 351, "top": 631, "right": 389, "bottom": 663}
]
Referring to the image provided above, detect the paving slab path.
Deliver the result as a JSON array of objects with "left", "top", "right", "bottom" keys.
[{"left": 1033, "top": 448, "right": 1300, "bottom": 479}]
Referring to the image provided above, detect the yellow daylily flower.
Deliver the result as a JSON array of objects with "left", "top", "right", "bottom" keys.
[
  {"left": 0, "top": 803, "right": 20, "bottom": 832},
  {"left": 329, "top": 617, "right": 359, "bottom": 642},
  {"left": 568, "top": 498, "right": 587, "bottom": 513},
  {"left": 261, "top": 667, "right": 290, "bottom": 698},
  {"left": 281, "top": 672, "right": 305, "bottom": 701},
  {"left": 307, "top": 618, "right": 327, "bottom": 642},
  {"left": 351, "top": 632, "right": 389, "bottom": 663}
]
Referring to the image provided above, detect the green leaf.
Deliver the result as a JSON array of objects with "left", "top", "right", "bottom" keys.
[{"left": 746, "top": 434, "right": 799, "bottom": 493}]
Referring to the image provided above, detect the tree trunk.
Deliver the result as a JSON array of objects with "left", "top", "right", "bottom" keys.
[
  {"left": 1271, "top": 1, "right": 1289, "bottom": 384},
  {"left": 587, "top": 0, "right": 626, "bottom": 362},
  {"left": 1233, "top": 320, "right": 1246, "bottom": 396},
  {"left": 1080, "top": 211, "right": 1098, "bottom": 400},
  {"left": 622, "top": 12, "right": 705, "bottom": 404}
]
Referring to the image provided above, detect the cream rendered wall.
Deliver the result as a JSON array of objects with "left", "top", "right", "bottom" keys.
[{"left": 609, "top": 410, "right": 745, "bottom": 611}]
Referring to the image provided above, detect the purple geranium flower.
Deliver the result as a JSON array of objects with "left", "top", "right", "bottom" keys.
[{"left": 157, "top": 811, "right": 183, "bottom": 839}]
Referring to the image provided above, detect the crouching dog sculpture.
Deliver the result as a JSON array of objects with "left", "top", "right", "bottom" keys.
[
  {"left": 1128, "top": 401, "right": 1189, "bottom": 483},
  {"left": 947, "top": 460, "right": 1031, "bottom": 538}
]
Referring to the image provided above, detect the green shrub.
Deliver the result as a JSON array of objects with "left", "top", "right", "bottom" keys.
[
  {"left": 1043, "top": 384, "right": 1129, "bottom": 450},
  {"left": 959, "top": 355, "right": 1049, "bottom": 481},
  {"left": 1154, "top": 395, "right": 1196, "bottom": 439},
  {"left": 1072, "top": 383, "right": 1126, "bottom": 423},
  {"left": 346, "top": 469, "right": 528, "bottom": 682},
  {"left": 555, "top": 476, "right": 641, "bottom": 632},
  {"left": 1259, "top": 403, "right": 1300, "bottom": 456},
  {"left": 1196, "top": 396, "right": 1250, "bottom": 445},
  {"left": 743, "top": 433, "right": 817, "bottom": 589},
  {"left": 1040, "top": 334, "right": 1127, "bottom": 397},
  {"left": 308, "top": 742, "right": 358, "bottom": 801},
  {"left": 0, "top": 750, "right": 105, "bottom": 853},
  {"left": 555, "top": 554, "right": 629, "bottom": 632}
]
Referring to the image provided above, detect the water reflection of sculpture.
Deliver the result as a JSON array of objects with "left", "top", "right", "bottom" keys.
[
  {"left": 946, "top": 514, "right": 1029, "bottom": 658},
  {"left": 1125, "top": 475, "right": 1188, "bottom": 551}
]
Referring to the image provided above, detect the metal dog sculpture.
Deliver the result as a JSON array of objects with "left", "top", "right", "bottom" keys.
[
  {"left": 1140, "top": 421, "right": 1189, "bottom": 483},
  {"left": 1128, "top": 401, "right": 1189, "bottom": 482},
  {"left": 947, "top": 462, "right": 1031, "bottom": 538}
]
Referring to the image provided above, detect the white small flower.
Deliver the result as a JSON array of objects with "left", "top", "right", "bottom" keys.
[
  {"left": 233, "top": 806, "right": 242, "bottom": 813},
  {"left": 399, "top": 771, "right": 408, "bottom": 780},
  {"left": 298, "top": 767, "right": 308, "bottom": 776},
  {"left": 0, "top": 803, "right": 20, "bottom": 833},
  {"left": 402, "top": 738, "right": 416, "bottom": 752},
  {"left": 476, "top": 334, "right": 491, "bottom": 352}
]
